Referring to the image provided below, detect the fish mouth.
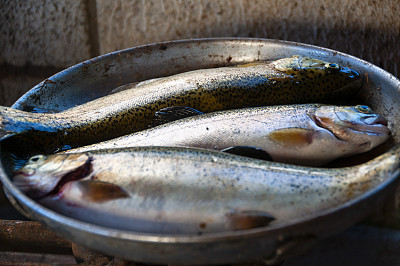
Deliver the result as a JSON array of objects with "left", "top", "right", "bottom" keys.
[
  {"left": 14, "top": 157, "right": 93, "bottom": 200},
  {"left": 309, "top": 111, "right": 388, "bottom": 142},
  {"left": 13, "top": 169, "right": 37, "bottom": 193},
  {"left": 344, "top": 114, "right": 390, "bottom": 136},
  {"left": 43, "top": 157, "right": 93, "bottom": 199},
  {"left": 361, "top": 114, "right": 388, "bottom": 127}
]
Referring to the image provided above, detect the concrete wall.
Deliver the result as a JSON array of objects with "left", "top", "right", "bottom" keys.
[{"left": 1, "top": 0, "right": 399, "bottom": 106}]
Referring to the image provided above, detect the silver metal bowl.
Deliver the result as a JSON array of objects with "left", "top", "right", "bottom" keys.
[{"left": 1, "top": 38, "right": 400, "bottom": 265}]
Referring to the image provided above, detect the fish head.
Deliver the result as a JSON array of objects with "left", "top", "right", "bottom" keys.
[
  {"left": 312, "top": 105, "right": 390, "bottom": 154},
  {"left": 272, "top": 55, "right": 361, "bottom": 99},
  {"left": 13, "top": 153, "right": 91, "bottom": 199}
]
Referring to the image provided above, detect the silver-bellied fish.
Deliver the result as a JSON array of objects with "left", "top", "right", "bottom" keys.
[
  {"left": 13, "top": 146, "right": 400, "bottom": 235},
  {"left": 0, "top": 56, "right": 360, "bottom": 154},
  {"left": 66, "top": 104, "right": 390, "bottom": 166}
]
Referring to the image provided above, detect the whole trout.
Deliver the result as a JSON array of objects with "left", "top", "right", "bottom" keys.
[
  {"left": 67, "top": 104, "right": 390, "bottom": 166},
  {"left": 0, "top": 56, "right": 360, "bottom": 153},
  {"left": 13, "top": 146, "right": 400, "bottom": 235}
]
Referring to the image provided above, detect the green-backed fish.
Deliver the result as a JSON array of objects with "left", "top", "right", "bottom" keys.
[
  {"left": 66, "top": 104, "right": 390, "bottom": 166},
  {"left": 0, "top": 55, "right": 361, "bottom": 154},
  {"left": 13, "top": 146, "right": 400, "bottom": 234}
]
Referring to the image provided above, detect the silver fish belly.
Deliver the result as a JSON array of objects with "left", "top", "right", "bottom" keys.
[
  {"left": 65, "top": 104, "right": 390, "bottom": 166},
  {"left": 0, "top": 55, "right": 361, "bottom": 155},
  {"left": 13, "top": 146, "right": 400, "bottom": 235}
]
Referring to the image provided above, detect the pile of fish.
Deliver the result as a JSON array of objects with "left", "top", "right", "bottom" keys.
[{"left": 3, "top": 55, "right": 394, "bottom": 235}]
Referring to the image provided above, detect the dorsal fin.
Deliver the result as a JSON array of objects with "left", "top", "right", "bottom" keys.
[
  {"left": 151, "top": 106, "right": 204, "bottom": 126},
  {"left": 221, "top": 146, "right": 272, "bottom": 161}
]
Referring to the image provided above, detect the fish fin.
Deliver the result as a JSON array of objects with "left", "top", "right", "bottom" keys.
[
  {"left": 111, "top": 78, "right": 163, "bottom": 94},
  {"left": 78, "top": 180, "right": 130, "bottom": 203},
  {"left": 18, "top": 103, "right": 59, "bottom": 114},
  {"left": 0, "top": 132, "right": 13, "bottom": 142},
  {"left": 221, "top": 146, "right": 272, "bottom": 161},
  {"left": 268, "top": 128, "right": 316, "bottom": 147},
  {"left": 151, "top": 106, "right": 204, "bottom": 126},
  {"left": 226, "top": 210, "right": 275, "bottom": 230},
  {"left": 0, "top": 106, "right": 57, "bottom": 141},
  {"left": 314, "top": 116, "right": 334, "bottom": 128},
  {"left": 0, "top": 107, "right": 20, "bottom": 141}
]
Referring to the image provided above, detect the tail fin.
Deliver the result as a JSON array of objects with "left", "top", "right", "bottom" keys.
[
  {"left": 0, "top": 107, "right": 18, "bottom": 141},
  {"left": 0, "top": 106, "right": 57, "bottom": 141}
]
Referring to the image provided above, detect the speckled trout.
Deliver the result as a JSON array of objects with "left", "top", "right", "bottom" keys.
[
  {"left": 13, "top": 146, "right": 400, "bottom": 235},
  {"left": 67, "top": 104, "right": 390, "bottom": 166},
  {"left": 0, "top": 55, "right": 360, "bottom": 153}
]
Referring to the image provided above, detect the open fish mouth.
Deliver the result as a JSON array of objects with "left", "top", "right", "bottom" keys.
[
  {"left": 343, "top": 114, "right": 390, "bottom": 136},
  {"left": 361, "top": 115, "right": 388, "bottom": 126},
  {"left": 13, "top": 156, "right": 93, "bottom": 199},
  {"left": 43, "top": 157, "right": 93, "bottom": 198},
  {"left": 309, "top": 111, "right": 390, "bottom": 145},
  {"left": 13, "top": 169, "right": 38, "bottom": 193}
]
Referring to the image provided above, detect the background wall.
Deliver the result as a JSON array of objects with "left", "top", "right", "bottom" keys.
[{"left": 1, "top": 0, "right": 399, "bottom": 106}]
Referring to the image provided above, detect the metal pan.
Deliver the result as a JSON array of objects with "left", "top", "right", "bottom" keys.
[{"left": 1, "top": 38, "right": 400, "bottom": 265}]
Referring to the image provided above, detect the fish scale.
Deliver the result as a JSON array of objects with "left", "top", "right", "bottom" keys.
[
  {"left": 0, "top": 55, "right": 361, "bottom": 154},
  {"left": 13, "top": 146, "right": 400, "bottom": 235},
  {"left": 66, "top": 104, "right": 390, "bottom": 167}
]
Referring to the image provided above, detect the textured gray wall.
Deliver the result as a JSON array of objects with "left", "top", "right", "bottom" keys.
[{"left": 1, "top": 0, "right": 400, "bottom": 106}]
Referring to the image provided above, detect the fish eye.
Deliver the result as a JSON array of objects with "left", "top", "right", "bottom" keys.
[
  {"left": 356, "top": 105, "right": 372, "bottom": 114},
  {"left": 326, "top": 63, "right": 341, "bottom": 73},
  {"left": 29, "top": 155, "right": 45, "bottom": 164}
]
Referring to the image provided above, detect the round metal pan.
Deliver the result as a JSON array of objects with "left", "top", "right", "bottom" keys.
[{"left": 1, "top": 38, "right": 400, "bottom": 265}]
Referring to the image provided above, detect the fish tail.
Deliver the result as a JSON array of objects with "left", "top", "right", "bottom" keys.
[
  {"left": 0, "top": 107, "right": 18, "bottom": 140},
  {"left": 0, "top": 106, "right": 57, "bottom": 141}
]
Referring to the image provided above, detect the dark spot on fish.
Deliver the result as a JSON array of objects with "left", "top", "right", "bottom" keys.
[
  {"left": 159, "top": 45, "right": 167, "bottom": 50},
  {"left": 226, "top": 56, "right": 232, "bottom": 63}
]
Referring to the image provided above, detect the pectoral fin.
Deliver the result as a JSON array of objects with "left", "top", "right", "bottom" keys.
[
  {"left": 268, "top": 128, "right": 316, "bottom": 147},
  {"left": 226, "top": 210, "right": 275, "bottom": 230},
  {"left": 78, "top": 180, "right": 130, "bottom": 203},
  {"left": 221, "top": 146, "right": 272, "bottom": 161},
  {"left": 151, "top": 106, "right": 204, "bottom": 126}
]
